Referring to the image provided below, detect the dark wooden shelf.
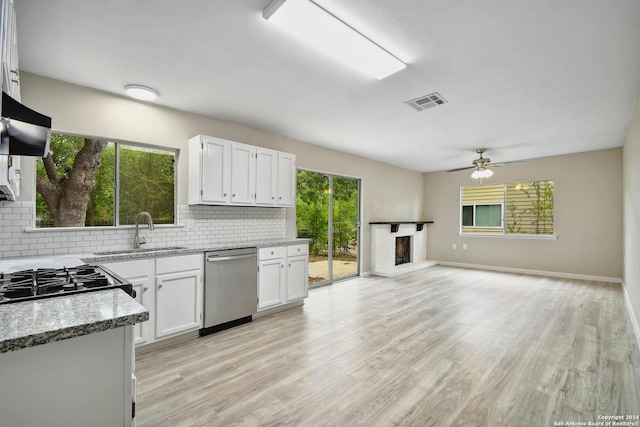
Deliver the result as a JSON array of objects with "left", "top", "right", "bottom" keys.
[
  {"left": 368, "top": 221, "right": 434, "bottom": 225},
  {"left": 369, "top": 221, "right": 434, "bottom": 233}
]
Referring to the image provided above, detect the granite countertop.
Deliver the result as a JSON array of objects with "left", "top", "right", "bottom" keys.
[
  {"left": 0, "top": 289, "right": 149, "bottom": 353},
  {"left": 0, "top": 238, "right": 311, "bottom": 272},
  {"left": 0, "top": 238, "right": 307, "bottom": 353}
]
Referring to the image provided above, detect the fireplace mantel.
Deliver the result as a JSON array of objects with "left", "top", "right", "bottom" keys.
[
  {"left": 370, "top": 222, "right": 437, "bottom": 277},
  {"left": 369, "top": 220, "right": 434, "bottom": 233}
]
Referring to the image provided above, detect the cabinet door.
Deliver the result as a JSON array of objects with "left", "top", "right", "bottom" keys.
[
  {"left": 255, "top": 148, "right": 277, "bottom": 206},
  {"left": 128, "top": 276, "right": 152, "bottom": 345},
  {"left": 7, "top": 154, "right": 19, "bottom": 198},
  {"left": 230, "top": 142, "right": 256, "bottom": 205},
  {"left": 258, "top": 258, "right": 285, "bottom": 310},
  {"left": 286, "top": 255, "right": 309, "bottom": 301},
  {"left": 155, "top": 269, "right": 202, "bottom": 339},
  {"left": 277, "top": 152, "right": 296, "bottom": 206},
  {"left": 101, "top": 259, "right": 154, "bottom": 346},
  {"left": 201, "top": 136, "right": 231, "bottom": 204},
  {"left": 0, "top": 155, "right": 16, "bottom": 200}
]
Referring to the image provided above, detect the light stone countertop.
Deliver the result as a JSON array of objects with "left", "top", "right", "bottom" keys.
[
  {"left": 0, "top": 238, "right": 311, "bottom": 272},
  {"left": 0, "top": 289, "right": 149, "bottom": 353},
  {"left": 0, "top": 238, "right": 309, "bottom": 353}
]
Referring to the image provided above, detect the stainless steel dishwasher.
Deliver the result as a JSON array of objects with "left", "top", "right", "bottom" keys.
[{"left": 200, "top": 247, "right": 258, "bottom": 336}]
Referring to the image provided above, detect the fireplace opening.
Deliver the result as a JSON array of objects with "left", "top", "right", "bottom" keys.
[{"left": 395, "top": 236, "right": 411, "bottom": 265}]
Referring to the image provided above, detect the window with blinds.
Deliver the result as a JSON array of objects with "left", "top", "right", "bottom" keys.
[{"left": 461, "top": 180, "right": 554, "bottom": 235}]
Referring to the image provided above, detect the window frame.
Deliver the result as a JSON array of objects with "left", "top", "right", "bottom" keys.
[
  {"left": 34, "top": 131, "right": 179, "bottom": 229},
  {"left": 459, "top": 180, "right": 556, "bottom": 238},
  {"left": 461, "top": 203, "right": 504, "bottom": 228}
]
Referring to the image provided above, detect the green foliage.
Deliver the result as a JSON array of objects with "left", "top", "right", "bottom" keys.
[
  {"left": 36, "top": 133, "right": 175, "bottom": 228},
  {"left": 295, "top": 171, "right": 359, "bottom": 256},
  {"left": 505, "top": 180, "right": 554, "bottom": 234},
  {"left": 296, "top": 171, "right": 329, "bottom": 255},
  {"left": 119, "top": 146, "right": 175, "bottom": 225},
  {"left": 332, "top": 177, "right": 358, "bottom": 255}
]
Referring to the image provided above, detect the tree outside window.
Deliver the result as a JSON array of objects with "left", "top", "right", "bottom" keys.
[{"left": 36, "top": 133, "right": 176, "bottom": 228}]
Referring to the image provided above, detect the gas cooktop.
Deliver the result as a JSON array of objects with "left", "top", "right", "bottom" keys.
[{"left": 0, "top": 265, "right": 135, "bottom": 304}]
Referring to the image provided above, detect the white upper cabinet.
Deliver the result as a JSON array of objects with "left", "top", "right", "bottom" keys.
[
  {"left": 189, "top": 135, "right": 231, "bottom": 205},
  {"left": 1, "top": 0, "right": 20, "bottom": 100},
  {"left": 189, "top": 134, "right": 296, "bottom": 207},
  {"left": 230, "top": 142, "right": 256, "bottom": 205},
  {"left": 255, "top": 148, "right": 278, "bottom": 206},
  {"left": 277, "top": 152, "right": 296, "bottom": 207},
  {"left": 0, "top": 0, "right": 21, "bottom": 201}
]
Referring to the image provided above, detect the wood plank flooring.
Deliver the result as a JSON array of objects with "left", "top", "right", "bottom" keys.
[{"left": 135, "top": 266, "right": 640, "bottom": 426}]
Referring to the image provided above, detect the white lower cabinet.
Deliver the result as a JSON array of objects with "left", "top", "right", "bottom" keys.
[
  {"left": 102, "top": 253, "right": 203, "bottom": 346},
  {"left": 258, "top": 243, "right": 308, "bottom": 311}
]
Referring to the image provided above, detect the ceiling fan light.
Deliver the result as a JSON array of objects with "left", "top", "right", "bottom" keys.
[{"left": 471, "top": 167, "right": 493, "bottom": 179}]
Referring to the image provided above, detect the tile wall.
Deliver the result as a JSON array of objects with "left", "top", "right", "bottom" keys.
[{"left": 0, "top": 201, "right": 286, "bottom": 258}]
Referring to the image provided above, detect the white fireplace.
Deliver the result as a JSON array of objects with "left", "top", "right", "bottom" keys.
[{"left": 370, "top": 222, "right": 437, "bottom": 277}]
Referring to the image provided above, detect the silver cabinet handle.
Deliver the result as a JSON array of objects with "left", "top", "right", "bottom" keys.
[
  {"left": 158, "top": 284, "right": 163, "bottom": 289},
  {"left": 223, "top": 193, "right": 227, "bottom": 197},
  {"left": 271, "top": 196, "right": 275, "bottom": 200},
  {"left": 206, "top": 254, "right": 256, "bottom": 262},
  {"left": 232, "top": 193, "right": 236, "bottom": 197},
  {"left": 288, "top": 263, "right": 291, "bottom": 267},
  {"left": 143, "top": 287, "right": 148, "bottom": 291},
  {"left": 271, "top": 251, "right": 274, "bottom": 255}
]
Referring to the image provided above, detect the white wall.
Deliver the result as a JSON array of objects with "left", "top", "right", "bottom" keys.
[
  {"left": 10, "top": 73, "right": 424, "bottom": 272},
  {"left": 623, "top": 88, "right": 640, "bottom": 337},
  {"left": 423, "top": 148, "right": 623, "bottom": 279}
]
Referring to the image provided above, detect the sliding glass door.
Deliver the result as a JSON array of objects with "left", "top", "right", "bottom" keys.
[{"left": 296, "top": 170, "right": 360, "bottom": 286}]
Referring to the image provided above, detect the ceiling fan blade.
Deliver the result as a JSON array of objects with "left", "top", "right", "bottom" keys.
[
  {"left": 446, "top": 166, "right": 476, "bottom": 172},
  {"left": 487, "top": 160, "right": 526, "bottom": 167}
]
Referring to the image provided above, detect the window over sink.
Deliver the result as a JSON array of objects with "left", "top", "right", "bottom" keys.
[{"left": 35, "top": 132, "right": 176, "bottom": 228}]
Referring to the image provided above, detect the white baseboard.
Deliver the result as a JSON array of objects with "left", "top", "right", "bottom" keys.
[
  {"left": 437, "top": 261, "right": 623, "bottom": 284},
  {"left": 622, "top": 280, "right": 640, "bottom": 350},
  {"left": 360, "top": 271, "right": 372, "bottom": 277}
]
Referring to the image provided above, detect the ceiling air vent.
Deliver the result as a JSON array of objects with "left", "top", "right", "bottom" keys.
[{"left": 405, "top": 92, "right": 447, "bottom": 111}]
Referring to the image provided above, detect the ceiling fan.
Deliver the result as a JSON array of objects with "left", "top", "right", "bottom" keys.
[{"left": 446, "top": 148, "right": 524, "bottom": 179}]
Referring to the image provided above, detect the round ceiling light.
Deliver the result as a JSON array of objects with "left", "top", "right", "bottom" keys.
[{"left": 124, "top": 84, "right": 159, "bottom": 101}]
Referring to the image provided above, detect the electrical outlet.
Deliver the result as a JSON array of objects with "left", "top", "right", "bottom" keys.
[
  {"left": 463, "top": 243, "right": 468, "bottom": 250},
  {"left": 452, "top": 244, "right": 457, "bottom": 250}
]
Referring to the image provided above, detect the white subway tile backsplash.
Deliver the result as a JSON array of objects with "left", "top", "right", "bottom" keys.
[{"left": 0, "top": 202, "right": 286, "bottom": 257}]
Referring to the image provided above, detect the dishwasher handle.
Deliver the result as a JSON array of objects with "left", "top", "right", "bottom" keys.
[{"left": 206, "top": 253, "right": 256, "bottom": 263}]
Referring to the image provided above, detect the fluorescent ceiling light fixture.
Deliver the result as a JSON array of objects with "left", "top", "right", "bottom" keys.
[
  {"left": 263, "top": 0, "right": 406, "bottom": 80},
  {"left": 124, "top": 84, "right": 159, "bottom": 101},
  {"left": 471, "top": 168, "right": 494, "bottom": 179}
]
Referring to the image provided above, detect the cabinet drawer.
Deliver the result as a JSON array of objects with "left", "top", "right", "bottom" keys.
[
  {"left": 102, "top": 259, "right": 153, "bottom": 278},
  {"left": 287, "top": 244, "right": 308, "bottom": 257},
  {"left": 156, "top": 254, "right": 203, "bottom": 274},
  {"left": 259, "top": 246, "right": 286, "bottom": 261}
]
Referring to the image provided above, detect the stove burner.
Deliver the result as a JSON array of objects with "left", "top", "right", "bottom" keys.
[{"left": 0, "top": 265, "right": 134, "bottom": 304}]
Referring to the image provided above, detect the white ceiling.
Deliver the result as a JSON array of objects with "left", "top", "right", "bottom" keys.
[{"left": 14, "top": 0, "right": 640, "bottom": 172}]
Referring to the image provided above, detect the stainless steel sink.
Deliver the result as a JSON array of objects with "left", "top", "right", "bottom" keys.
[{"left": 94, "top": 246, "right": 188, "bottom": 256}]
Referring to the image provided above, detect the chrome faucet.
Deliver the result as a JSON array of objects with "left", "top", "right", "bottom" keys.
[{"left": 133, "top": 212, "right": 154, "bottom": 249}]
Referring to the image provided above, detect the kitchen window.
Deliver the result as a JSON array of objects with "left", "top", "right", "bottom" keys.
[
  {"left": 460, "top": 180, "right": 555, "bottom": 236},
  {"left": 35, "top": 133, "right": 176, "bottom": 228}
]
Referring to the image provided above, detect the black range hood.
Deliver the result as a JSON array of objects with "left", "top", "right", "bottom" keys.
[{"left": 0, "top": 91, "right": 52, "bottom": 157}]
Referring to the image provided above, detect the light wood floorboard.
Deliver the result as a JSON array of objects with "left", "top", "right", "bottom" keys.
[{"left": 135, "top": 266, "right": 640, "bottom": 427}]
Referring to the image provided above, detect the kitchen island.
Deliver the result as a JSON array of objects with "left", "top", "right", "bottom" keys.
[{"left": 0, "top": 289, "right": 148, "bottom": 427}]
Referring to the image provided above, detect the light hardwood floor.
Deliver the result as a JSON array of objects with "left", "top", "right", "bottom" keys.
[{"left": 135, "top": 266, "right": 640, "bottom": 426}]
